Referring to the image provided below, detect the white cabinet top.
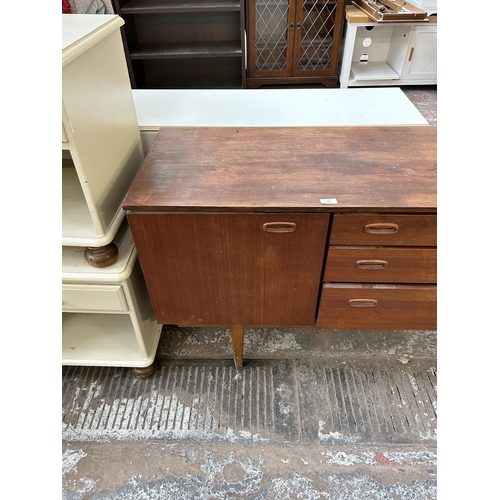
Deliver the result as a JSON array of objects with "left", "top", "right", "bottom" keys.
[
  {"left": 62, "top": 14, "right": 124, "bottom": 66},
  {"left": 133, "top": 88, "right": 429, "bottom": 128}
]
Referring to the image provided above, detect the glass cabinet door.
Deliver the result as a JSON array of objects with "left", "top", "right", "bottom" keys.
[
  {"left": 296, "top": 0, "right": 340, "bottom": 75},
  {"left": 251, "top": 0, "right": 295, "bottom": 75},
  {"left": 247, "top": 0, "right": 344, "bottom": 79}
]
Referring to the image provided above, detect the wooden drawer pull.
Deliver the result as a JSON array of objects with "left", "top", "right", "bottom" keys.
[
  {"left": 363, "top": 223, "right": 399, "bottom": 234},
  {"left": 263, "top": 222, "right": 296, "bottom": 233},
  {"left": 348, "top": 299, "right": 378, "bottom": 307},
  {"left": 355, "top": 259, "right": 388, "bottom": 270}
]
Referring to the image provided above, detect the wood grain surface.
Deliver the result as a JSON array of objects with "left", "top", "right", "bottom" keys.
[
  {"left": 127, "top": 212, "right": 330, "bottom": 325},
  {"left": 122, "top": 126, "right": 436, "bottom": 213}
]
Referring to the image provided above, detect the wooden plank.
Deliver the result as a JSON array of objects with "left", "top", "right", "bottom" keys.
[{"left": 345, "top": 4, "right": 371, "bottom": 23}]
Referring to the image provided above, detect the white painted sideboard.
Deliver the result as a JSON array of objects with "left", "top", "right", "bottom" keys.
[{"left": 339, "top": 7, "right": 437, "bottom": 89}]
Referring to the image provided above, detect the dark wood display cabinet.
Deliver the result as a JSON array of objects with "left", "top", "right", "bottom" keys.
[
  {"left": 112, "top": 0, "right": 246, "bottom": 89},
  {"left": 246, "top": 0, "right": 346, "bottom": 88}
]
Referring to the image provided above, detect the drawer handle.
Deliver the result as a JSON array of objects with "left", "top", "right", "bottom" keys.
[
  {"left": 348, "top": 299, "right": 378, "bottom": 307},
  {"left": 263, "top": 222, "right": 296, "bottom": 233},
  {"left": 355, "top": 260, "right": 388, "bottom": 270},
  {"left": 363, "top": 223, "right": 399, "bottom": 234}
]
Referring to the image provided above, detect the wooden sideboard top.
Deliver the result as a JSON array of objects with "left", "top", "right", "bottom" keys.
[{"left": 123, "top": 126, "right": 436, "bottom": 213}]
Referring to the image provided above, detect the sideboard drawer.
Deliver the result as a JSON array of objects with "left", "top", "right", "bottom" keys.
[
  {"left": 317, "top": 284, "right": 437, "bottom": 330},
  {"left": 330, "top": 214, "right": 437, "bottom": 246},
  {"left": 324, "top": 246, "right": 437, "bottom": 283},
  {"left": 62, "top": 284, "right": 129, "bottom": 312}
]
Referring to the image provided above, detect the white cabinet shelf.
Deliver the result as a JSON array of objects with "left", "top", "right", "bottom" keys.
[
  {"left": 339, "top": 12, "right": 437, "bottom": 88},
  {"left": 62, "top": 220, "right": 162, "bottom": 368},
  {"left": 62, "top": 14, "right": 144, "bottom": 248},
  {"left": 350, "top": 61, "right": 399, "bottom": 81}
]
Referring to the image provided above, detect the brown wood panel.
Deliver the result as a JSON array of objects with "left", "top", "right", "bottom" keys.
[
  {"left": 329, "top": 214, "right": 437, "bottom": 246},
  {"left": 127, "top": 212, "right": 330, "bottom": 326},
  {"left": 122, "top": 127, "right": 437, "bottom": 213},
  {"left": 324, "top": 246, "right": 437, "bottom": 283},
  {"left": 317, "top": 284, "right": 437, "bottom": 330}
]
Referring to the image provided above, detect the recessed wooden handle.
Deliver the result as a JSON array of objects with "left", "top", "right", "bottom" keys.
[
  {"left": 348, "top": 299, "right": 378, "bottom": 307},
  {"left": 355, "top": 260, "right": 388, "bottom": 270},
  {"left": 263, "top": 222, "right": 297, "bottom": 233},
  {"left": 408, "top": 47, "right": 414, "bottom": 61},
  {"left": 363, "top": 223, "right": 399, "bottom": 234}
]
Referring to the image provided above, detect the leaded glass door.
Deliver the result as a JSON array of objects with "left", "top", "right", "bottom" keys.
[
  {"left": 294, "top": 0, "right": 343, "bottom": 76},
  {"left": 246, "top": 0, "right": 345, "bottom": 82},
  {"left": 247, "top": 0, "right": 297, "bottom": 77}
]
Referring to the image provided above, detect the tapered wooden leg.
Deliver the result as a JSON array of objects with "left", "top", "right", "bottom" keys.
[{"left": 230, "top": 325, "right": 244, "bottom": 370}]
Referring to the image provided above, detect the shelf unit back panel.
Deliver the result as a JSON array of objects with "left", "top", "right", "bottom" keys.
[
  {"left": 133, "top": 12, "right": 241, "bottom": 44},
  {"left": 139, "top": 57, "right": 244, "bottom": 88},
  {"left": 352, "top": 24, "right": 411, "bottom": 75}
]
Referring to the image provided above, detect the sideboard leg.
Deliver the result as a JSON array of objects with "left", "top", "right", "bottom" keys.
[{"left": 230, "top": 325, "right": 244, "bottom": 370}]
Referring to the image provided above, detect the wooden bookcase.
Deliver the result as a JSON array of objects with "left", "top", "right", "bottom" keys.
[
  {"left": 246, "top": 0, "right": 346, "bottom": 88},
  {"left": 112, "top": 0, "right": 247, "bottom": 89}
]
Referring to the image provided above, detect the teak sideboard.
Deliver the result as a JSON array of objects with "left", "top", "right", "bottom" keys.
[{"left": 123, "top": 126, "right": 437, "bottom": 370}]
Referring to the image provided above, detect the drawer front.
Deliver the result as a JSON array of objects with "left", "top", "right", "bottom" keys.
[
  {"left": 317, "top": 284, "right": 436, "bottom": 330},
  {"left": 62, "top": 284, "right": 128, "bottom": 312},
  {"left": 324, "top": 247, "right": 437, "bottom": 283},
  {"left": 329, "top": 214, "right": 437, "bottom": 246}
]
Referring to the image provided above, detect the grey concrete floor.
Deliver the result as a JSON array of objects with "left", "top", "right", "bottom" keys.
[
  {"left": 63, "top": 327, "right": 437, "bottom": 499},
  {"left": 62, "top": 86, "right": 438, "bottom": 499}
]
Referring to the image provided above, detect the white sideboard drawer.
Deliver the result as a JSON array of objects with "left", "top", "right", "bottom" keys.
[{"left": 62, "top": 284, "right": 129, "bottom": 312}]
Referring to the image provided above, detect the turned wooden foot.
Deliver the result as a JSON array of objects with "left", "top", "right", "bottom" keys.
[
  {"left": 230, "top": 325, "right": 244, "bottom": 370},
  {"left": 132, "top": 361, "right": 156, "bottom": 379},
  {"left": 84, "top": 242, "right": 119, "bottom": 267}
]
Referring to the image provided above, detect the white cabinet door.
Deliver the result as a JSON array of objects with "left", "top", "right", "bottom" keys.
[
  {"left": 401, "top": 25, "right": 437, "bottom": 82},
  {"left": 406, "top": 0, "right": 438, "bottom": 14}
]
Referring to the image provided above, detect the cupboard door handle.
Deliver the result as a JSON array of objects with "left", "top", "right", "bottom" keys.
[
  {"left": 363, "top": 223, "right": 399, "bottom": 234},
  {"left": 348, "top": 299, "right": 378, "bottom": 307},
  {"left": 408, "top": 47, "right": 414, "bottom": 61},
  {"left": 290, "top": 23, "right": 294, "bottom": 29},
  {"left": 263, "top": 222, "right": 297, "bottom": 233},
  {"left": 355, "top": 260, "right": 388, "bottom": 270}
]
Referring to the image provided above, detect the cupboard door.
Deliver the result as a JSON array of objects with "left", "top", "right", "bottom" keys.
[
  {"left": 294, "top": 0, "right": 344, "bottom": 76},
  {"left": 401, "top": 25, "right": 437, "bottom": 81},
  {"left": 247, "top": 0, "right": 297, "bottom": 77},
  {"left": 127, "top": 213, "right": 330, "bottom": 326}
]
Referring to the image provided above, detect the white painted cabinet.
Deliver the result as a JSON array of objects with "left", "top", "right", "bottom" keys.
[
  {"left": 339, "top": 17, "right": 437, "bottom": 88},
  {"left": 406, "top": 0, "right": 437, "bottom": 15},
  {"left": 62, "top": 220, "right": 162, "bottom": 370},
  {"left": 62, "top": 15, "right": 161, "bottom": 374},
  {"left": 62, "top": 14, "right": 144, "bottom": 249}
]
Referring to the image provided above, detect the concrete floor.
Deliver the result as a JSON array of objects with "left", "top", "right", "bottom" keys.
[{"left": 62, "top": 86, "right": 438, "bottom": 499}]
